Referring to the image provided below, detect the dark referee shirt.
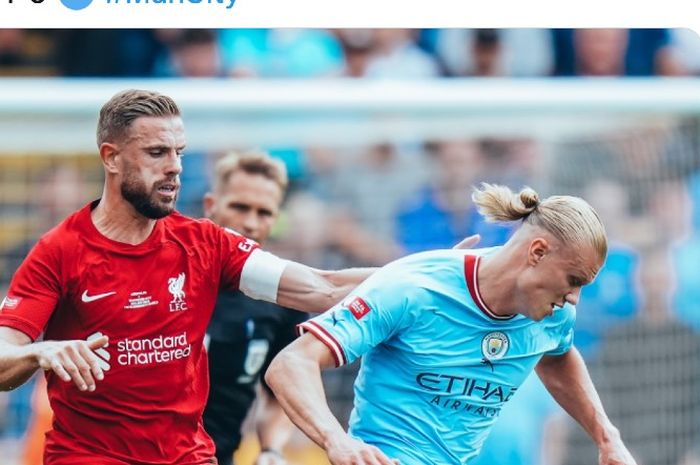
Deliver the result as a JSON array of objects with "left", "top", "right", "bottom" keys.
[{"left": 203, "top": 290, "right": 306, "bottom": 464}]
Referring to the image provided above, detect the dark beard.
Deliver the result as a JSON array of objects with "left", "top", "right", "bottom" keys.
[{"left": 121, "top": 174, "right": 175, "bottom": 220}]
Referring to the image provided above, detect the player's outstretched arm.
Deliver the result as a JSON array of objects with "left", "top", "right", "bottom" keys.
[
  {"left": 265, "top": 334, "right": 398, "bottom": 465},
  {"left": 536, "top": 347, "right": 637, "bottom": 465},
  {"left": 273, "top": 234, "right": 482, "bottom": 313},
  {"left": 275, "top": 262, "right": 376, "bottom": 313},
  {"left": 0, "top": 327, "right": 108, "bottom": 392}
]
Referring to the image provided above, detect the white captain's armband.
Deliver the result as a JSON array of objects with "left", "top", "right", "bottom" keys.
[{"left": 240, "top": 249, "right": 289, "bottom": 303}]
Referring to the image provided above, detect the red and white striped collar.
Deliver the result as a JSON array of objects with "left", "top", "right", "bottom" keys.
[{"left": 464, "top": 254, "right": 516, "bottom": 321}]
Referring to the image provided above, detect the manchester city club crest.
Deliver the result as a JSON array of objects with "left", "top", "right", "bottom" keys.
[{"left": 481, "top": 331, "right": 510, "bottom": 361}]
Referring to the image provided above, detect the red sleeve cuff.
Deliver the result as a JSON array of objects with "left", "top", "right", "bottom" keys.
[{"left": 297, "top": 321, "right": 348, "bottom": 367}]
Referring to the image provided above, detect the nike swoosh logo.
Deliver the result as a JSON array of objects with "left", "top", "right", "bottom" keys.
[{"left": 81, "top": 290, "right": 116, "bottom": 303}]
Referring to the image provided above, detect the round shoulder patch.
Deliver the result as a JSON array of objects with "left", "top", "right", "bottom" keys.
[{"left": 481, "top": 331, "right": 510, "bottom": 360}]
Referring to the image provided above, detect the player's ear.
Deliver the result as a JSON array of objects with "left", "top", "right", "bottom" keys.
[
  {"left": 99, "top": 142, "right": 120, "bottom": 174},
  {"left": 527, "top": 237, "right": 550, "bottom": 266},
  {"left": 203, "top": 193, "right": 216, "bottom": 218}
]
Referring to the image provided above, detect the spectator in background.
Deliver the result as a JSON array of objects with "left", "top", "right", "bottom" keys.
[
  {"left": 669, "top": 29, "right": 700, "bottom": 75},
  {"left": 334, "top": 30, "right": 375, "bottom": 77},
  {"left": 552, "top": 28, "right": 686, "bottom": 76},
  {"left": 168, "top": 30, "right": 225, "bottom": 77},
  {"left": 434, "top": 29, "right": 553, "bottom": 77},
  {"left": 470, "top": 29, "right": 503, "bottom": 77},
  {"left": 571, "top": 29, "right": 629, "bottom": 76},
  {"left": 395, "top": 139, "right": 513, "bottom": 253},
  {"left": 363, "top": 29, "right": 440, "bottom": 78},
  {"left": 219, "top": 29, "right": 343, "bottom": 78},
  {"left": 156, "top": 29, "right": 226, "bottom": 77}
]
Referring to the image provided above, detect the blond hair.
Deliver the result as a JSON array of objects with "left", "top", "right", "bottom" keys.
[
  {"left": 472, "top": 183, "right": 607, "bottom": 260},
  {"left": 97, "top": 89, "right": 180, "bottom": 146},
  {"left": 213, "top": 151, "right": 289, "bottom": 194}
]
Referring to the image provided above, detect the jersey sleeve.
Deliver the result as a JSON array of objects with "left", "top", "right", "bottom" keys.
[
  {"left": 545, "top": 304, "right": 577, "bottom": 356},
  {"left": 0, "top": 238, "right": 62, "bottom": 341},
  {"left": 216, "top": 225, "right": 260, "bottom": 290},
  {"left": 298, "top": 268, "right": 413, "bottom": 367},
  {"left": 216, "top": 225, "right": 288, "bottom": 303}
]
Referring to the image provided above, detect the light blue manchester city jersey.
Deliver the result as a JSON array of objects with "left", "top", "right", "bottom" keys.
[{"left": 298, "top": 248, "right": 575, "bottom": 465}]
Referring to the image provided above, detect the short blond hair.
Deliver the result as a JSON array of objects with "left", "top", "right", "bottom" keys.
[
  {"left": 472, "top": 183, "right": 607, "bottom": 260},
  {"left": 97, "top": 89, "right": 180, "bottom": 146},
  {"left": 213, "top": 151, "right": 289, "bottom": 194}
]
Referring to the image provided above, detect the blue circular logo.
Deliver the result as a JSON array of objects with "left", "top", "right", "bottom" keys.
[
  {"left": 481, "top": 331, "right": 510, "bottom": 361},
  {"left": 60, "top": 0, "right": 92, "bottom": 10}
]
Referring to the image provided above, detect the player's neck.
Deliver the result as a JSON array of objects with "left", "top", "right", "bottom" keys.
[
  {"left": 91, "top": 192, "right": 157, "bottom": 245},
  {"left": 477, "top": 252, "right": 520, "bottom": 318}
]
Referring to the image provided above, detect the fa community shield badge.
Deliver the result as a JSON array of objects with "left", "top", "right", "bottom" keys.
[{"left": 481, "top": 331, "right": 510, "bottom": 360}]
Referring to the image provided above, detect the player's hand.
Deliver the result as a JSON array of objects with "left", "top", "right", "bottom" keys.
[
  {"left": 326, "top": 434, "right": 399, "bottom": 465},
  {"left": 598, "top": 438, "right": 638, "bottom": 465},
  {"left": 255, "top": 449, "right": 288, "bottom": 465},
  {"left": 33, "top": 335, "right": 109, "bottom": 392},
  {"left": 452, "top": 234, "right": 480, "bottom": 250}
]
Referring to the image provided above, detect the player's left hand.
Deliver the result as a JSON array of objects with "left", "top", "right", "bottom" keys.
[
  {"left": 255, "top": 449, "right": 288, "bottom": 465},
  {"left": 598, "top": 439, "right": 638, "bottom": 465}
]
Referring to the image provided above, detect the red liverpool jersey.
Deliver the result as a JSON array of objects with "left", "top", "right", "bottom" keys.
[{"left": 0, "top": 201, "right": 262, "bottom": 465}]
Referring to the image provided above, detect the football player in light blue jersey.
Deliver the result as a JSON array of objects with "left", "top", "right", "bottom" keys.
[{"left": 267, "top": 183, "right": 638, "bottom": 465}]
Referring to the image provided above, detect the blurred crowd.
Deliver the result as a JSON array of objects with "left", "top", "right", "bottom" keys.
[
  {"left": 1, "top": 28, "right": 700, "bottom": 78},
  {"left": 1, "top": 28, "right": 700, "bottom": 465}
]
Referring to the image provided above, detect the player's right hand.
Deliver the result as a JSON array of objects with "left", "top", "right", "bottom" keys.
[
  {"left": 326, "top": 435, "right": 399, "bottom": 465},
  {"left": 33, "top": 335, "right": 109, "bottom": 392}
]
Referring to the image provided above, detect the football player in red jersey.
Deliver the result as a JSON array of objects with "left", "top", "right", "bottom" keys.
[{"left": 0, "top": 89, "right": 400, "bottom": 465}]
